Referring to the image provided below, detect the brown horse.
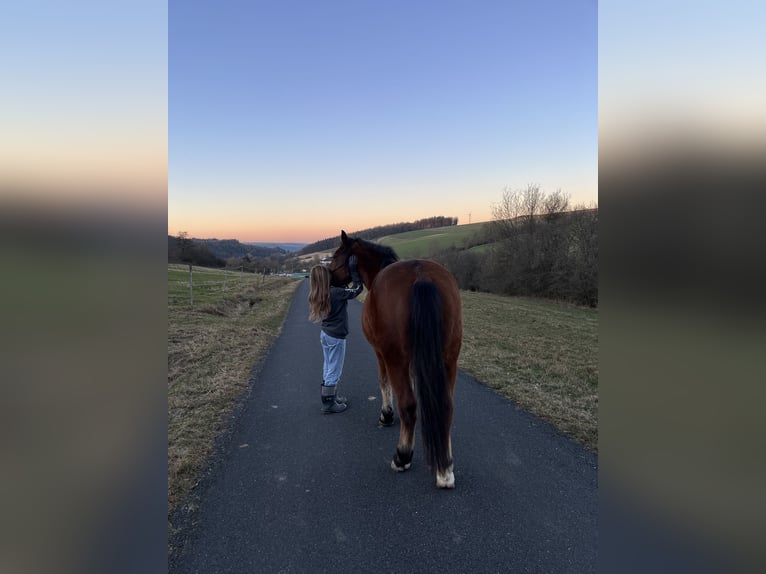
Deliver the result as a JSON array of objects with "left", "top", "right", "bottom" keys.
[{"left": 328, "top": 230, "right": 462, "bottom": 488}]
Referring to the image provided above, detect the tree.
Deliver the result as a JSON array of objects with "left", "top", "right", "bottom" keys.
[
  {"left": 543, "top": 189, "right": 570, "bottom": 221},
  {"left": 566, "top": 204, "right": 599, "bottom": 306},
  {"left": 484, "top": 185, "right": 597, "bottom": 303},
  {"left": 177, "top": 231, "right": 193, "bottom": 264}
]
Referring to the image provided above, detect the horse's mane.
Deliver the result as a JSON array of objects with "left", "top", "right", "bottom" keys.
[{"left": 355, "top": 237, "right": 399, "bottom": 269}]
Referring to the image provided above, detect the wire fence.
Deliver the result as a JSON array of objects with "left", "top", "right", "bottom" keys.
[{"left": 168, "top": 264, "right": 300, "bottom": 307}]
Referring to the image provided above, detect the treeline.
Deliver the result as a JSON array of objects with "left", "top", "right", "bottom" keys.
[
  {"left": 168, "top": 234, "right": 225, "bottom": 268},
  {"left": 197, "top": 238, "right": 285, "bottom": 260},
  {"left": 299, "top": 215, "right": 458, "bottom": 254},
  {"left": 169, "top": 235, "right": 288, "bottom": 272},
  {"left": 436, "top": 186, "right": 598, "bottom": 306}
]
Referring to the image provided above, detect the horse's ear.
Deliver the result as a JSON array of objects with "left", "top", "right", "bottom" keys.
[{"left": 341, "top": 230, "right": 350, "bottom": 245}]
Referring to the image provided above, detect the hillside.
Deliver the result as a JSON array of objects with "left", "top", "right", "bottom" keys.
[
  {"left": 378, "top": 221, "right": 492, "bottom": 259},
  {"left": 292, "top": 221, "right": 492, "bottom": 264},
  {"left": 299, "top": 216, "right": 459, "bottom": 255},
  {"left": 300, "top": 206, "right": 597, "bottom": 306},
  {"left": 168, "top": 235, "right": 289, "bottom": 268},
  {"left": 245, "top": 242, "right": 306, "bottom": 253},
  {"left": 168, "top": 235, "right": 225, "bottom": 267},
  {"left": 198, "top": 238, "right": 286, "bottom": 259}
]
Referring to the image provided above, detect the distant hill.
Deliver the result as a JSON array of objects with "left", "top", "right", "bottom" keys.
[
  {"left": 197, "top": 238, "right": 286, "bottom": 259},
  {"left": 168, "top": 235, "right": 226, "bottom": 268},
  {"left": 168, "top": 235, "right": 287, "bottom": 265},
  {"left": 244, "top": 242, "right": 306, "bottom": 253}
]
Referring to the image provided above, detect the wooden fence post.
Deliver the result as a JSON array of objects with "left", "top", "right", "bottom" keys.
[{"left": 188, "top": 263, "right": 193, "bottom": 307}]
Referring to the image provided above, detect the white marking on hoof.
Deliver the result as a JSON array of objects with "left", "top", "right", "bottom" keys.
[
  {"left": 391, "top": 460, "right": 411, "bottom": 472},
  {"left": 436, "top": 466, "right": 455, "bottom": 489}
]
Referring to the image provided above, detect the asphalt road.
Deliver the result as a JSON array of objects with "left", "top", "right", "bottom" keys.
[{"left": 170, "top": 279, "right": 598, "bottom": 573}]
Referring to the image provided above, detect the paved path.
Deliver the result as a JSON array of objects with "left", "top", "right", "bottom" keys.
[{"left": 170, "top": 280, "right": 598, "bottom": 573}]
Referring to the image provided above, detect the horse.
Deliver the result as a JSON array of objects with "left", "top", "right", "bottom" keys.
[{"left": 328, "top": 230, "right": 462, "bottom": 488}]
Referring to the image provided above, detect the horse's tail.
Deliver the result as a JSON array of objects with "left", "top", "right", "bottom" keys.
[{"left": 409, "top": 280, "right": 452, "bottom": 475}]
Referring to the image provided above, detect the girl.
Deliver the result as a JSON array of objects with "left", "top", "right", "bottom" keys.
[{"left": 308, "top": 256, "right": 363, "bottom": 414}]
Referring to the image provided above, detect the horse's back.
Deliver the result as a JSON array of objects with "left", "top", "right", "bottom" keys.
[
  {"left": 362, "top": 259, "right": 462, "bottom": 357},
  {"left": 376, "top": 259, "right": 458, "bottom": 291}
]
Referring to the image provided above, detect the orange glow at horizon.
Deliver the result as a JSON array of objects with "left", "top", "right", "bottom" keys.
[
  {"left": 167, "top": 184, "right": 602, "bottom": 243},
  {"left": 168, "top": 214, "right": 500, "bottom": 243},
  {"left": 168, "top": 219, "right": 345, "bottom": 243},
  {"left": 167, "top": 207, "right": 497, "bottom": 243}
]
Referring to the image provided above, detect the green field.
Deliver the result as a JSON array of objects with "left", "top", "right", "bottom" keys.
[{"left": 378, "top": 222, "right": 490, "bottom": 259}]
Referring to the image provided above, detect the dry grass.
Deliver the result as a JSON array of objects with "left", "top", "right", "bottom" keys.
[
  {"left": 458, "top": 291, "right": 598, "bottom": 450},
  {"left": 168, "top": 267, "right": 300, "bottom": 520}
]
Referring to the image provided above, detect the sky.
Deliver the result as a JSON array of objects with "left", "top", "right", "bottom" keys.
[
  {"left": 599, "top": 1, "right": 766, "bottom": 158},
  {"left": 3, "top": 2, "right": 763, "bottom": 245},
  {"left": 168, "top": 0, "right": 598, "bottom": 243},
  {"left": 0, "top": 1, "right": 167, "bottom": 209}
]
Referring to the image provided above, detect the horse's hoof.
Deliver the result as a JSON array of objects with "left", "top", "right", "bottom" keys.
[
  {"left": 436, "top": 476, "right": 455, "bottom": 489},
  {"left": 436, "top": 467, "right": 455, "bottom": 489},
  {"left": 391, "top": 459, "right": 411, "bottom": 472},
  {"left": 378, "top": 412, "right": 394, "bottom": 426},
  {"left": 391, "top": 449, "right": 412, "bottom": 472}
]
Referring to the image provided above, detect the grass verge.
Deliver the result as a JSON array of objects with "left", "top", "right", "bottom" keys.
[
  {"left": 458, "top": 290, "right": 598, "bottom": 451},
  {"left": 168, "top": 266, "right": 300, "bottom": 523}
]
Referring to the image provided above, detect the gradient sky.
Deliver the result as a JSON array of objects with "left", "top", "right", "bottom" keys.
[
  {"left": 169, "top": 0, "right": 599, "bottom": 243},
  {"left": 1, "top": 1, "right": 167, "bottom": 207}
]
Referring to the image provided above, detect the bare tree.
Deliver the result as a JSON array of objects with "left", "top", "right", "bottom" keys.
[
  {"left": 520, "top": 184, "right": 542, "bottom": 229},
  {"left": 437, "top": 185, "right": 597, "bottom": 304},
  {"left": 490, "top": 183, "right": 550, "bottom": 237},
  {"left": 177, "top": 231, "right": 192, "bottom": 264},
  {"left": 490, "top": 185, "right": 523, "bottom": 239},
  {"left": 543, "top": 189, "right": 570, "bottom": 221}
]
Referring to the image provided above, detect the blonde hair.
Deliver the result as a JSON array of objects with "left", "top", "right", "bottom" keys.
[{"left": 308, "top": 265, "right": 331, "bottom": 322}]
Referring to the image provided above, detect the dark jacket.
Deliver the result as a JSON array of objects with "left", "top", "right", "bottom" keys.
[{"left": 321, "top": 283, "right": 363, "bottom": 339}]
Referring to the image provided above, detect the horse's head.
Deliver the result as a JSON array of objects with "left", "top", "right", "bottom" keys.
[
  {"left": 327, "top": 230, "right": 355, "bottom": 287},
  {"left": 327, "top": 230, "right": 399, "bottom": 288}
]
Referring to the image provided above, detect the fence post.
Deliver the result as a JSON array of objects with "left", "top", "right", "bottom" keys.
[{"left": 188, "top": 263, "right": 193, "bottom": 307}]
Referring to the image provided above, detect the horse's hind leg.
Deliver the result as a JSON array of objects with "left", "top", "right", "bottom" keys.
[
  {"left": 390, "top": 366, "right": 416, "bottom": 472},
  {"left": 376, "top": 352, "right": 394, "bottom": 426},
  {"left": 435, "top": 360, "right": 458, "bottom": 488},
  {"left": 435, "top": 437, "right": 454, "bottom": 488}
]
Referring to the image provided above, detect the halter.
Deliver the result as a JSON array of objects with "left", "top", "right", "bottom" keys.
[{"left": 325, "top": 253, "right": 349, "bottom": 277}]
